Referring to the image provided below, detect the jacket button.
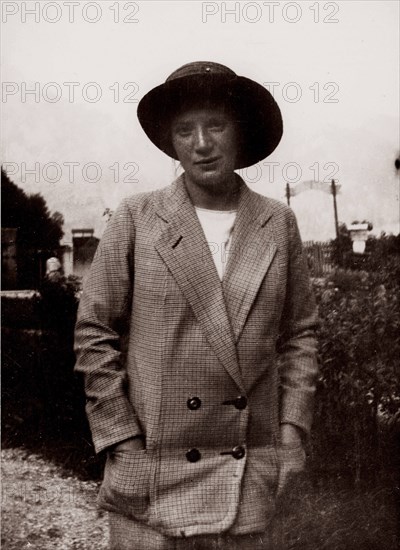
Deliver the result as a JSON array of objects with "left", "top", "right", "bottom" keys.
[
  {"left": 232, "top": 445, "right": 246, "bottom": 460},
  {"left": 187, "top": 397, "right": 201, "bottom": 410},
  {"left": 234, "top": 396, "right": 247, "bottom": 410},
  {"left": 186, "top": 448, "right": 201, "bottom": 463},
  {"left": 222, "top": 396, "right": 248, "bottom": 409}
]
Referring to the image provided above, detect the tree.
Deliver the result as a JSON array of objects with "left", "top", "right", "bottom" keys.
[{"left": 1, "top": 167, "right": 64, "bottom": 288}]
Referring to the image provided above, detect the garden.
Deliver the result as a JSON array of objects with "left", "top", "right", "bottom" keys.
[{"left": 2, "top": 234, "right": 399, "bottom": 549}]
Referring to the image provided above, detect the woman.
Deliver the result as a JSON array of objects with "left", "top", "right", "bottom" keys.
[{"left": 75, "top": 61, "right": 318, "bottom": 549}]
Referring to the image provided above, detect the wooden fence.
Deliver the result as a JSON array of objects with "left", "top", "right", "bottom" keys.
[{"left": 303, "top": 241, "right": 334, "bottom": 277}]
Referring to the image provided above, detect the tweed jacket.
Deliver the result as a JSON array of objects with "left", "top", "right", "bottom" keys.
[{"left": 74, "top": 174, "right": 318, "bottom": 537}]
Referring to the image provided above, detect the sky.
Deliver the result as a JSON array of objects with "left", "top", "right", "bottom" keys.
[{"left": 2, "top": 0, "right": 399, "bottom": 244}]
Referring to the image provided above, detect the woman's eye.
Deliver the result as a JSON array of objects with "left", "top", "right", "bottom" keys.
[
  {"left": 175, "top": 127, "right": 192, "bottom": 137},
  {"left": 208, "top": 121, "right": 225, "bottom": 131}
]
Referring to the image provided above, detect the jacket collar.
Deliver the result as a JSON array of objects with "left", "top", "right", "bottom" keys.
[
  {"left": 154, "top": 173, "right": 275, "bottom": 234},
  {"left": 153, "top": 174, "right": 277, "bottom": 388},
  {"left": 221, "top": 180, "right": 277, "bottom": 341}
]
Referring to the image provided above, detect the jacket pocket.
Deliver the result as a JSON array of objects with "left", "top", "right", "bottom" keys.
[
  {"left": 231, "top": 445, "right": 279, "bottom": 533},
  {"left": 99, "top": 449, "right": 151, "bottom": 520}
]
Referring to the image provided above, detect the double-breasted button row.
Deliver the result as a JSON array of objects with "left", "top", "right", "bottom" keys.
[
  {"left": 186, "top": 445, "right": 246, "bottom": 462},
  {"left": 222, "top": 396, "right": 248, "bottom": 410},
  {"left": 187, "top": 396, "right": 247, "bottom": 410},
  {"left": 186, "top": 395, "right": 247, "bottom": 411}
]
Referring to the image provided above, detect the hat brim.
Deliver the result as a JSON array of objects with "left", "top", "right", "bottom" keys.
[{"left": 137, "top": 73, "right": 283, "bottom": 169}]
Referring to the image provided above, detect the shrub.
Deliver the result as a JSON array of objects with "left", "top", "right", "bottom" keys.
[
  {"left": 2, "top": 276, "right": 103, "bottom": 479},
  {"left": 39, "top": 274, "right": 81, "bottom": 329},
  {"left": 312, "top": 267, "right": 400, "bottom": 482}
]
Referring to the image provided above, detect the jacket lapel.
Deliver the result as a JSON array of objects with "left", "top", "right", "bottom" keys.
[
  {"left": 154, "top": 176, "right": 244, "bottom": 391},
  {"left": 222, "top": 180, "right": 277, "bottom": 342}
]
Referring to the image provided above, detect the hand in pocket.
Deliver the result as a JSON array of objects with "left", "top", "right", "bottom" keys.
[
  {"left": 111, "top": 435, "right": 145, "bottom": 454},
  {"left": 277, "top": 442, "right": 306, "bottom": 497}
]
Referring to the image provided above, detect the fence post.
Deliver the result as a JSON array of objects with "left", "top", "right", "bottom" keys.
[{"left": 285, "top": 182, "right": 291, "bottom": 206}]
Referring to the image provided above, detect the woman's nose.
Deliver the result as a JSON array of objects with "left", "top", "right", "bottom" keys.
[{"left": 194, "top": 126, "right": 212, "bottom": 152}]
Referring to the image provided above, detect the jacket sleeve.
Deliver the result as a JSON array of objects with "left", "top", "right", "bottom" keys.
[
  {"left": 74, "top": 198, "right": 141, "bottom": 454},
  {"left": 277, "top": 209, "right": 319, "bottom": 436}
]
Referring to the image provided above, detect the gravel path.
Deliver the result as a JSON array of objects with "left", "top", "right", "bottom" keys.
[{"left": 1, "top": 448, "right": 109, "bottom": 550}]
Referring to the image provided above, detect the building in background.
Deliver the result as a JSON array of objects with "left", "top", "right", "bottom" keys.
[{"left": 71, "top": 229, "right": 99, "bottom": 280}]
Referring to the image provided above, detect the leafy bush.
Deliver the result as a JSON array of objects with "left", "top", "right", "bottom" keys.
[
  {"left": 39, "top": 274, "right": 81, "bottom": 328},
  {"left": 312, "top": 267, "right": 400, "bottom": 482},
  {"left": 2, "top": 276, "right": 103, "bottom": 479},
  {"left": 332, "top": 227, "right": 400, "bottom": 277},
  {"left": 364, "top": 234, "right": 400, "bottom": 286}
]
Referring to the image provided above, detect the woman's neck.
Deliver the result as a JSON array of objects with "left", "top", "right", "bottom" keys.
[{"left": 184, "top": 173, "right": 241, "bottom": 211}]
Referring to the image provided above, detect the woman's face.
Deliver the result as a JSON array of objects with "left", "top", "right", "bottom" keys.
[{"left": 170, "top": 105, "right": 239, "bottom": 192}]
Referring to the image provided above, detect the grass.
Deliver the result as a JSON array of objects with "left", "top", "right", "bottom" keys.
[{"left": 271, "top": 474, "right": 399, "bottom": 550}]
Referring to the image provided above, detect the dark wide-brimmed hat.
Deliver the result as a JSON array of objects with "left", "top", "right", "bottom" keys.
[{"left": 137, "top": 61, "right": 283, "bottom": 169}]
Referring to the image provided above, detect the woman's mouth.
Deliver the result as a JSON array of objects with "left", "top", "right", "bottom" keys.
[{"left": 195, "top": 157, "right": 221, "bottom": 167}]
